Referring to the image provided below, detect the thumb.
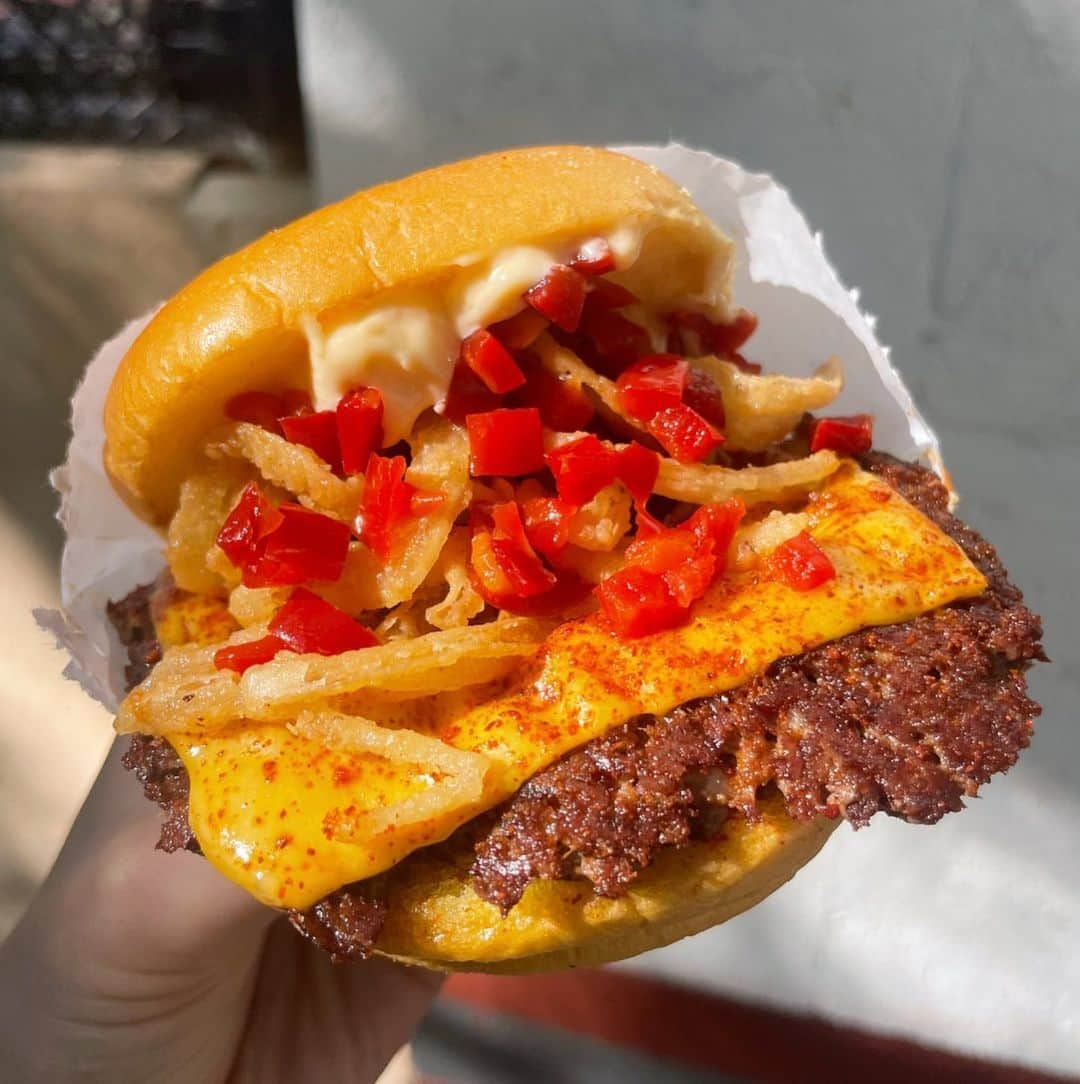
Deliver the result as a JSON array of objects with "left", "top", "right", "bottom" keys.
[{"left": 36, "top": 738, "right": 275, "bottom": 977}]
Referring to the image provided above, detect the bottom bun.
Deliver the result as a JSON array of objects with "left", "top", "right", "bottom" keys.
[{"left": 371, "top": 793, "right": 836, "bottom": 973}]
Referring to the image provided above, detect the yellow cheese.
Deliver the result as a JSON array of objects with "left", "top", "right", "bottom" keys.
[{"left": 162, "top": 466, "right": 986, "bottom": 909}]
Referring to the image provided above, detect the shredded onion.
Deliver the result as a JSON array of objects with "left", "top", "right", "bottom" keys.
[
  {"left": 694, "top": 354, "right": 843, "bottom": 451},
  {"left": 655, "top": 450, "right": 841, "bottom": 506},
  {"left": 207, "top": 422, "right": 360, "bottom": 519}
]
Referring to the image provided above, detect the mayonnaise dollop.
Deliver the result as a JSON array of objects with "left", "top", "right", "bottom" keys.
[
  {"left": 306, "top": 302, "right": 459, "bottom": 445},
  {"left": 304, "top": 226, "right": 649, "bottom": 439}
]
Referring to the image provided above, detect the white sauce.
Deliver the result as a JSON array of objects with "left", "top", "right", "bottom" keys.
[
  {"left": 451, "top": 245, "right": 568, "bottom": 337},
  {"left": 306, "top": 302, "right": 459, "bottom": 445},
  {"left": 304, "top": 225, "right": 648, "bottom": 439}
]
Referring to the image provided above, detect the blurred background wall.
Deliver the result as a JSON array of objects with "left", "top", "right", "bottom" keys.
[{"left": 1, "top": 0, "right": 1077, "bottom": 1078}]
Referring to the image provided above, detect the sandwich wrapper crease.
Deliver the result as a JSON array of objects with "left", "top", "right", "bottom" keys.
[{"left": 37, "top": 142, "right": 944, "bottom": 714}]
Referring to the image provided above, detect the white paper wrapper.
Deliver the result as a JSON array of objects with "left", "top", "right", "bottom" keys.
[{"left": 37, "top": 142, "right": 943, "bottom": 714}]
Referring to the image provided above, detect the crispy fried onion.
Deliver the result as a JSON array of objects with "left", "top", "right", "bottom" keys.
[
  {"left": 424, "top": 527, "right": 485, "bottom": 630},
  {"left": 695, "top": 354, "right": 843, "bottom": 451},
  {"left": 655, "top": 449, "right": 840, "bottom": 507},
  {"left": 218, "top": 420, "right": 473, "bottom": 618},
  {"left": 207, "top": 422, "right": 361, "bottom": 519},
  {"left": 115, "top": 618, "right": 548, "bottom": 736},
  {"left": 242, "top": 617, "right": 546, "bottom": 720},
  {"left": 300, "top": 419, "right": 474, "bottom": 615},
  {"left": 545, "top": 429, "right": 841, "bottom": 508},
  {"left": 167, "top": 460, "right": 252, "bottom": 594},
  {"left": 289, "top": 711, "right": 490, "bottom": 841},
  {"left": 534, "top": 336, "right": 645, "bottom": 438},
  {"left": 568, "top": 484, "right": 633, "bottom": 551},
  {"left": 731, "top": 509, "right": 812, "bottom": 571},
  {"left": 378, "top": 418, "right": 472, "bottom": 607},
  {"left": 375, "top": 597, "right": 431, "bottom": 642},
  {"left": 227, "top": 585, "right": 289, "bottom": 628},
  {"left": 516, "top": 478, "right": 631, "bottom": 553},
  {"left": 536, "top": 336, "right": 844, "bottom": 453},
  {"left": 115, "top": 633, "right": 247, "bottom": 735}
]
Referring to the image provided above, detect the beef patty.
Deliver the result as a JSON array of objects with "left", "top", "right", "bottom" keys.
[{"left": 114, "top": 454, "right": 1044, "bottom": 959}]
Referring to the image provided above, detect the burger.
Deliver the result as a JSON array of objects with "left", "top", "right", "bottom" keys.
[{"left": 100, "top": 146, "right": 1044, "bottom": 971}]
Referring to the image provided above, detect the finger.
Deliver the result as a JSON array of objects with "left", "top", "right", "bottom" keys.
[{"left": 230, "top": 921, "right": 444, "bottom": 1082}]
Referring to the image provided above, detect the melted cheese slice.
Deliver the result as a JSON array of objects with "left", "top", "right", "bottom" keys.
[{"left": 163, "top": 466, "right": 986, "bottom": 909}]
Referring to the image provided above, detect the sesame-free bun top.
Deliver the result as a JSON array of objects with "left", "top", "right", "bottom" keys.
[{"left": 104, "top": 146, "right": 734, "bottom": 525}]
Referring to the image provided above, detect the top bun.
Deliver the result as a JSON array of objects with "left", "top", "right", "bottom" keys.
[{"left": 104, "top": 146, "right": 731, "bottom": 525}]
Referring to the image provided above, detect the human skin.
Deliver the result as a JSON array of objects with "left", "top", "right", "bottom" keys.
[{"left": 0, "top": 741, "right": 442, "bottom": 1082}]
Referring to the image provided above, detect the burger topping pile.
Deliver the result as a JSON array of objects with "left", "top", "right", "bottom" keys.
[{"left": 199, "top": 238, "right": 864, "bottom": 668}]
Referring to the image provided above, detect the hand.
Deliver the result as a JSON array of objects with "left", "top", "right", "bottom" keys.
[{"left": 0, "top": 740, "right": 442, "bottom": 1082}]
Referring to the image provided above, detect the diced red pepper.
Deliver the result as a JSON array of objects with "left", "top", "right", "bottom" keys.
[
  {"left": 336, "top": 387, "right": 384, "bottom": 475},
  {"left": 615, "top": 441, "right": 660, "bottom": 504},
  {"left": 216, "top": 482, "right": 284, "bottom": 569},
  {"left": 578, "top": 302, "right": 651, "bottom": 374},
  {"left": 624, "top": 530, "right": 710, "bottom": 607},
  {"left": 809, "top": 414, "right": 874, "bottom": 456},
  {"left": 615, "top": 355, "right": 690, "bottom": 421},
  {"left": 280, "top": 410, "right": 341, "bottom": 472},
  {"left": 470, "top": 506, "right": 555, "bottom": 603},
  {"left": 213, "top": 635, "right": 283, "bottom": 674},
  {"left": 520, "top": 495, "right": 576, "bottom": 560},
  {"left": 487, "top": 500, "right": 528, "bottom": 547},
  {"left": 596, "top": 497, "right": 745, "bottom": 639},
  {"left": 683, "top": 499, "right": 745, "bottom": 558},
  {"left": 683, "top": 368, "right": 726, "bottom": 430},
  {"left": 770, "top": 531, "right": 837, "bottom": 591},
  {"left": 226, "top": 391, "right": 286, "bottom": 434},
  {"left": 668, "top": 308, "right": 758, "bottom": 357},
  {"left": 442, "top": 361, "right": 502, "bottom": 423},
  {"left": 586, "top": 279, "right": 636, "bottom": 310},
  {"left": 596, "top": 565, "right": 685, "bottom": 638},
  {"left": 546, "top": 435, "right": 660, "bottom": 508},
  {"left": 244, "top": 503, "right": 351, "bottom": 587},
  {"left": 524, "top": 264, "right": 588, "bottom": 332},
  {"left": 467, "top": 407, "right": 545, "bottom": 477},
  {"left": 489, "top": 536, "right": 557, "bottom": 598},
  {"left": 356, "top": 454, "right": 416, "bottom": 558},
  {"left": 633, "top": 505, "right": 665, "bottom": 538},
  {"left": 710, "top": 309, "right": 758, "bottom": 355},
  {"left": 281, "top": 388, "right": 314, "bottom": 416},
  {"left": 569, "top": 238, "right": 617, "bottom": 276},
  {"left": 470, "top": 515, "right": 589, "bottom": 616},
  {"left": 270, "top": 587, "right": 379, "bottom": 654},
  {"left": 515, "top": 362, "right": 595, "bottom": 432},
  {"left": 490, "top": 309, "right": 548, "bottom": 350},
  {"left": 469, "top": 529, "right": 515, "bottom": 601},
  {"left": 507, "top": 569, "right": 593, "bottom": 616},
  {"left": 647, "top": 402, "right": 724, "bottom": 462},
  {"left": 213, "top": 589, "right": 377, "bottom": 673},
  {"left": 545, "top": 434, "right": 619, "bottom": 504},
  {"left": 461, "top": 329, "right": 526, "bottom": 394}
]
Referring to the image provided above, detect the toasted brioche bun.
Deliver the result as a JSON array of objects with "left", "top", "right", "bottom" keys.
[
  {"left": 104, "top": 145, "right": 732, "bottom": 525},
  {"left": 371, "top": 793, "right": 835, "bottom": 973}
]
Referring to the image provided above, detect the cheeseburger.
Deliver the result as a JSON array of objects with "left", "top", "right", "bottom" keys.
[{"left": 101, "top": 147, "right": 1044, "bottom": 971}]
